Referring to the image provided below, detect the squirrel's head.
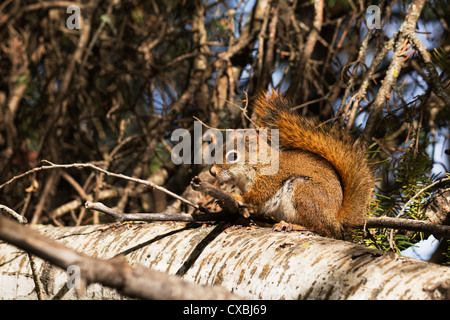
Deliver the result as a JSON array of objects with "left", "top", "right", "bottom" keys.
[{"left": 210, "top": 129, "right": 279, "bottom": 192}]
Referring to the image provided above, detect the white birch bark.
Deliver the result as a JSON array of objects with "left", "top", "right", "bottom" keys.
[{"left": 0, "top": 222, "right": 448, "bottom": 299}]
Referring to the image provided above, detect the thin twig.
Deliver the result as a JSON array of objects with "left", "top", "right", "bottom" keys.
[
  {"left": 292, "top": 93, "right": 331, "bottom": 111},
  {"left": 286, "top": 0, "right": 324, "bottom": 100},
  {"left": 408, "top": 32, "right": 450, "bottom": 107},
  {"left": 85, "top": 176, "right": 245, "bottom": 223},
  {"left": 0, "top": 160, "right": 199, "bottom": 210},
  {"left": 388, "top": 176, "right": 450, "bottom": 247},
  {"left": 211, "top": 92, "right": 257, "bottom": 128},
  {"left": 396, "top": 176, "right": 450, "bottom": 219},
  {"left": 363, "top": 0, "right": 426, "bottom": 140},
  {"left": 193, "top": 116, "right": 228, "bottom": 131},
  {"left": 85, "top": 201, "right": 237, "bottom": 223},
  {"left": 0, "top": 204, "right": 28, "bottom": 224}
]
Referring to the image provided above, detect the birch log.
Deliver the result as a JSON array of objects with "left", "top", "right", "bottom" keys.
[{"left": 0, "top": 221, "right": 449, "bottom": 300}]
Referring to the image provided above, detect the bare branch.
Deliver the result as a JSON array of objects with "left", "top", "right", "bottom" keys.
[
  {"left": 365, "top": 216, "right": 450, "bottom": 239},
  {"left": 408, "top": 32, "right": 450, "bottom": 107},
  {"left": 286, "top": 0, "right": 324, "bottom": 100},
  {"left": 363, "top": 0, "right": 426, "bottom": 139},
  {"left": 0, "top": 161, "right": 200, "bottom": 210},
  {"left": 85, "top": 200, "right": 237, "bottom": 223},
  {"left": 0, "top": 204, "right": 28, "bottom": 224},
  {"left": 396, "top": 176, "right": 450, "bottom": 219}
]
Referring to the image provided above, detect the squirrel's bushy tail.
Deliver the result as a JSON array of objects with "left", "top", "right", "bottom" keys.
[{"left": 252, "top": 91, "right": 374, "bottom": 228}]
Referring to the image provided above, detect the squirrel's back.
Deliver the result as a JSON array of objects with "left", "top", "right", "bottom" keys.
[{"left": 253, "top": 92, "right": 374, "bottom": 233}]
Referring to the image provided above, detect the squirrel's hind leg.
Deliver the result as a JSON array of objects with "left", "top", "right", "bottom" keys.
[{"left": 272, "top": 220, "right": 308, "bottom": 232}]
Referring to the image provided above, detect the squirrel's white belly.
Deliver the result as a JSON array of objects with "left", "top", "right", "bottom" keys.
[{"left": 260, "top": 178, "right": 299, "bottom": 223}]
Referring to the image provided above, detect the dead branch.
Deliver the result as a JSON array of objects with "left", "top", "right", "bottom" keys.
[
  {"left": 286, "top": 0, "right": 324, "bottom": 100},
  {"left": 363, "top": 0, "right": 426, "bottom": 139},
  {"left": 0, "top": 204, "right": 28, "bottom": 224},
  {"left": 365, "top": 216, "right": 450, "bottom": 239},
  {"left": 0, "top": 160, "right": 199, "bottom": 210},
  {"left": 85, "top": 201, "right": 237, "bottom": 223},
  {"left": 84, "top": 176, "right": 246, "bottom": 223},
  {"left": 396, "top": 176, "right": 450, "bottom": 219},
  {"left": 408, "top": 32, "right": 450, "bottom": 107}
]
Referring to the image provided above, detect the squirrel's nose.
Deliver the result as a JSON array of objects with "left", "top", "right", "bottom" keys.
[{"left": 210, "top": 166, "right": 217, "bottom": 177}]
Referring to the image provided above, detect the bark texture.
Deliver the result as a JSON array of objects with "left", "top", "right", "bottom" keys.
[{"left": 0, "top": 222, "right": 449, "bottom": 300}]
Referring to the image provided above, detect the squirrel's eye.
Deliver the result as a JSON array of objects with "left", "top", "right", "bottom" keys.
[{"left": 226, "top": 150, "right": 240, "bottom": 163}]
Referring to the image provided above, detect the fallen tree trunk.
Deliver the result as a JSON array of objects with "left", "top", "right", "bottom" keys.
[{"left": 0, "top": 221, "right": 449, "bottom": 300}]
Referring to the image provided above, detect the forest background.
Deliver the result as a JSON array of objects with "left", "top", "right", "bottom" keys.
[{"left": 0, "top": 0, "right": 449, "bottom": 264}]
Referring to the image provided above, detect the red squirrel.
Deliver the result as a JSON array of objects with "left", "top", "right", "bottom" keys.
[{"left": 210, "top": 92, "right": 374, "bottom": 238}]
